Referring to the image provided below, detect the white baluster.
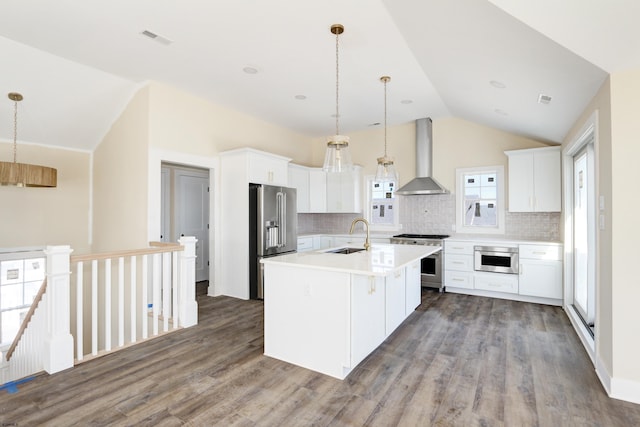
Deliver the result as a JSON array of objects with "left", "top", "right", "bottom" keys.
[
  {"left": 118, "top": 256, "right": 124, "bottom": 347},
  {"left": 153, "top": 253, "right": 161, "bottom": 336},
  {"left": 172, "top": 249, "right": 179, "bottom": 328},
  {"left": 162, "top": 251, "right": 170, "bottom": 332},
  {"left": 130, "top": 255, "right": 137, "bottom": 343},
  {"left": 76, "top": 261, "right": 84, "bottom": 361},
  {"left": 142, "top": 254, "right": 148, "bottom": 340},
  {"left": 105, "top": 258, "right": 111, "bottom": 352},
  {"left": 92, "top": 259, "right": 98, "bottom": 356}
]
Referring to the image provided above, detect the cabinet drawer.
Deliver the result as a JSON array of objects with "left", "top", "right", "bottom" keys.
[
  {"left": 474, "top": 272, "right": 518, "bottom": 294},
  {"left": 444, "top": 241, "right": 475, "bottom": 255},
  {"left": 519, "top": 244, "right": 562, "bottom": 261},
  {"left": 444, "top": 254, "right": 473, "bottom": 271},
  {"left": 297, "top": 237, "right": 314, "bottom": 252},
  {"left": 444, "top": 271, "right": 474, "bottom": 290}
]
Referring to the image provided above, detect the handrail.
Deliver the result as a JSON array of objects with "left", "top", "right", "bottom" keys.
[
  {"left": 5, "top": 278, "right": 47, "bottom": 361},
  {"left": 70, "top": 242, "right": 183, "bottom": 263}
]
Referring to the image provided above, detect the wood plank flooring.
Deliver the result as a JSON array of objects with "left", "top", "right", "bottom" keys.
[{"left": 2, "top": 284, "right": 640, "bottom": 426}]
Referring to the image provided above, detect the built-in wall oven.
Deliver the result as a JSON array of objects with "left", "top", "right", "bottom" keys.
[
  {"left": 474, "top": 245, "right": 519, "bottom": 274},
  {"left": 390, "top": 234, "right": 449, "bottom": 291}
]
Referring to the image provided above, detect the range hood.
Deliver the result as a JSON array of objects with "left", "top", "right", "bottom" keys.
[{"left": 395, "top": 118, "right": 449, "bottom": 195}]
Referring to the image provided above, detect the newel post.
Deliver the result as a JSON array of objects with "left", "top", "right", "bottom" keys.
[
  {"left": 43, "top": 245, "right": 74, "bottom": 374},
  {"left": 178, "top": 236, "right": 198, "bottom": 327}
]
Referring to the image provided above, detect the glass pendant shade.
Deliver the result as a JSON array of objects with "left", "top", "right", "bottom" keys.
[
  {"left": 375, "top": 156, "right": 398, "bottom": 183},
  {"left": 324, "top": 135, "right": 352, "bottom": 173}
]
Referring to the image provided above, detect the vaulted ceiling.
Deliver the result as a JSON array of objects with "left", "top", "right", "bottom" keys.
[{"left": 1, "top": 0, "right": 636, "bottom": 152}]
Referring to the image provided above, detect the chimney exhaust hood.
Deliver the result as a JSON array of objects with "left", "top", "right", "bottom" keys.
[{"left": 395, "top": 118, "right": 449, "bottom": 195}]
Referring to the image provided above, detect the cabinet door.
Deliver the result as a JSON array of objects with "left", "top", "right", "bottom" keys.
[
  {"left": 385, "top": 268, "right": 406, "bottom": 336},
  {"left": 326, "top": 168, "right": 361, "bottom": 213},
  {"left": 351, "top": 275, "right": 385, "bottom": 367},
  {"left": 507, "top": 153, "right": 534, "bottom": 212},
  {"left": 288, "top": 165, "right": 310, "bottom": 213},
  {"left": 533, "top": 150, "right": 561, "bottom": 212},
  {"left": 519, "top": 259, "right": 562, "bottom": 299},
  {"left": 309, "top": 169, "right": 327, "bottom": 212},
  {"left": 405, "top": 261, "right": 421, "bottom": 314},
  {"left": 248, "top": 153, "right": 288, "bottom": 185}
]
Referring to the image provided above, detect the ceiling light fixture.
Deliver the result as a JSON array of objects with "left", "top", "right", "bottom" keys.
[
  {"left": 374, "top": 76, "right": 398, "bottom": 184},
  {"left": 323, "top": 24, "right": 352, "bottom": 173},
  {"left": 538, "top": 94, "right": 552, "bottom": 104},
  {"left": 490, "top": 80, "right": 506, "bottom": 89},
  {"left": 0, "top": 93, "right": 57, "bottom": 187}
]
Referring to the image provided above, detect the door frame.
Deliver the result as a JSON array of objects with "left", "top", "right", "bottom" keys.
[
  {"left": 148, "top": 149, "right": 220, "bottom": 297},
  {"left": 562, "top": 110, "right": 598, "bottom": 362}
]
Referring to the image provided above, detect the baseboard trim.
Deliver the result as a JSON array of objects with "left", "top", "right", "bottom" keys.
[
  {"left": 595, "top": 355, "right": 612, "bottom": 396},
  {"left": 610, "top": 376, "right": 640, "bottom": 405}
]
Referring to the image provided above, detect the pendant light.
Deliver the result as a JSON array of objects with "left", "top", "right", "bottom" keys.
[
  {"left": 0, "top": 93, "right": 57, "bottom": 187},
  {"left": 323, "top": 24, "right": 353, "bottom": 173},
  {"left": 374, "top": 76, "right": 398, "bottom": 183}
]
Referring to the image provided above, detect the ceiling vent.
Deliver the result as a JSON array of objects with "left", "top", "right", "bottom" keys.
[
  {"left": 140, "top": 30, "right": 173, "bottom": 46},
  {"left": 538, "top": 94, "right": 552, "bottom": 105}
]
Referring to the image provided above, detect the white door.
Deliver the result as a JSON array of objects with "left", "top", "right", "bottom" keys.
[
  {"left": 573, "top": 143, "right": 595, "bottom": 326},
  {"left": 175, "top": 167, "right": 210, "bottom": 282},
  {"left": 160, "top": 166, "right": 171, "bottom": 242}
]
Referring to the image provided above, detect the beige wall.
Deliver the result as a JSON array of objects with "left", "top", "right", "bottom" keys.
[
  {"left": 148, "top": 82, "right": 313, "bottom": 164},
  {"left": 563, "top": 77, "right": 614, "bottom": 379},
  {"left": 0, "top": 143, "right": 91, "bottom": 252},
  {"left": 92, "top": 86, "right": 150, "bottom": 252},
  {"left": 609, "top": 70, "right": 640, "bottom": 383}
]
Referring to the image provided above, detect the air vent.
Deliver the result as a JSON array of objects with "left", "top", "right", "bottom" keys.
[
  {"left": 538, "top": 94, "right": 552, "bottom": 105},
  {"left": 140, "top": 30, "right": 173, "bottom": 46}
]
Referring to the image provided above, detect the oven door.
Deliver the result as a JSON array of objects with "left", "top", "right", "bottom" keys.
[
  {"left": 474, "top": 246, "right": 519, "bottom": 274},
  {"left": 421, "top": 250, "right": 442, "bottom": 288}
]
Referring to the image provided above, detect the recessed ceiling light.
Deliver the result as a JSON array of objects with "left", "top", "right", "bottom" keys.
[
  {"left": 140, "top": 30, "right": 173, "bottom": 46},
  {"left": 538, "top": 94, "right": 552, "bottom": 104},
  {"left": 243, "top": 66, "right": 258, "bottom": 74},
  {"left": 294, "top": 95, "right": 307, "bottom": 100},
  {"left": 494, "top": 108, "right": 508, "bottom": 116},
  {"left": 490, "top": 80, "right": 506, "bottom": 89},
  {"left": 400, "top": 99, "right": 413, "bottom": 104}
]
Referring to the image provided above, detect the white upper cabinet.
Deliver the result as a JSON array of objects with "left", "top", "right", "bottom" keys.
[
  {"left": 289, "top": 164, "right": 361, "bottom": 213},
  {"left": 326, "top": 166, "right": 362, "bottom": 213},
  {"left": 309, "top": 168, "right": 328, "bottom": 213},
  {"left": 288, "top": 164, "right": 310, "bottom": 213},
  {"left": 505, "top": 146, "right": 561, "bottom": 212},
  {"left": 244, "top": 149, "right": 290, "bottom": 186}
]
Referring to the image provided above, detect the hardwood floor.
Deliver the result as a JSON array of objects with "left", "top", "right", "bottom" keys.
[{"left": 2, "top": 285, "right": 640, "bottom": 426}]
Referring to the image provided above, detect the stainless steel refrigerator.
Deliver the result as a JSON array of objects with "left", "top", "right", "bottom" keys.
[{"left": 249, "top": 183, "right": 297, "bottom": 299}]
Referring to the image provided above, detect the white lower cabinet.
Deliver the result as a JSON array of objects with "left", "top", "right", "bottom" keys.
[
  {"left": 405, "top": 260, "right": 421, "bottom": 314},
  {"left": 474, "top": 271, "right": 519, "bottom": 294},
  {"left": 351, "top": 275, "right": 385, "bottom": 367},
  {"left": 444, "top": 240, "right": 475, "bottom": 290},
  {"left": 518, "top": 244, "right": 562, "bottom": 299},
  {"left": 385, "top": 268, "right": 406, "bottom": 336}
]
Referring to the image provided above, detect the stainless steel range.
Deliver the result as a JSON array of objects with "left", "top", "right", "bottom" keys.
[{"left": 390, "top": 234, "right": 449, "bottom": 291}]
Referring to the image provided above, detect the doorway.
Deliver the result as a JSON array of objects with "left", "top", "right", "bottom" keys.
[
  {"left": 563, "top": 111, "right": 597, "bottom": 358},
  {"left": 572, "top": 142, "right": 596, "bottom": 334},
  {"left": 161, "top": 163, "right": 210, "bottom": 282}
]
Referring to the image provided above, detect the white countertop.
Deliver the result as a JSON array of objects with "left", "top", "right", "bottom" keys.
[
  {"left": 447, "top": 234, "right": 562, "bottom": 245},
  {"left": 261, "top": 243, "right": 439, "bottom": 276}
]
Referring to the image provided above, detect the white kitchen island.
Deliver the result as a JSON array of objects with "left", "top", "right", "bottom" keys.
[{"left": 261, "top": 243, "right": 439, "bottom": 379}]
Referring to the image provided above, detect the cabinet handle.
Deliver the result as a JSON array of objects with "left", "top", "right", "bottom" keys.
[
  {"left": 533, "top": 251, "right": 547, "bottom": 255},
  {"left": 520, "top": 264, "right": 523, "bottom": 275},
  {"left": 453, "top": 261, "right": 464, "bottom": 265},
  {"left": 452, "top": 278, "right": 464, "bottom": 282},
  {"left": 452, "top": 246, "right": 464, "bottom": 250}
]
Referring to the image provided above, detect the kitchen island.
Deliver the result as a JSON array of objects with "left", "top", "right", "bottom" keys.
[{"left": 261, "top": 243, "right": 439, "bottom": 379}]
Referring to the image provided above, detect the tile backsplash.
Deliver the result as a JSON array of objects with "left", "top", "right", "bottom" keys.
[{"left": 299, "top": 193, "right": 561, "bottom": 242}]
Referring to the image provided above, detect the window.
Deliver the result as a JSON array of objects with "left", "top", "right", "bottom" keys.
[
  {"left": 455, "top": 166, "right": 505, "bottom": 234},
  {"left": 365, "top": 176, "right": 400, "bottom": 231},
  {"left": 0, "top": 253, "right": 45, "bottom": 346}
]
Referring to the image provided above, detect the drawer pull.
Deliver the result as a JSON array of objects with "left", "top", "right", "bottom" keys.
[
  {"left": 453, "top": 261, "right": 464, "bottom": 265},
  {"left": 452, "top": 278, "right": 464, "bottom": 282},
  {"left": 533, "top": 251, "right": 547, "bottom": 255}
]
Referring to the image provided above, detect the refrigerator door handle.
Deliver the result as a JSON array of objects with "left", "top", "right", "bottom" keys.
[
  {"left": 276, "top": 191, "right": 285, "bottom": 248},
  {"left": 282, "top": 192, "right": 287, "bottom": 247}
]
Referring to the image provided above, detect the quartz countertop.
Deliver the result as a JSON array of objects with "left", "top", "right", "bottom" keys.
[
  {"left": 261, "top": 243, "right": 439, "bottom": 276},
  {"left": 447, "top": 234, "right": 562, "bottom": 245}
]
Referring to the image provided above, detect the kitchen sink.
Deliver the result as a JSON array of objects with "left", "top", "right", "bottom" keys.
[{"left": 325, "top": 247, "right": 366, "bottom": 254}]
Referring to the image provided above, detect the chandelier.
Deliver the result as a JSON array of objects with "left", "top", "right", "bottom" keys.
[
  {"left": 0, "top": 93, "right": 57, "bottom": 187},
  {"left": 374, "top": 76, "right": 398, "bottom": 183}
]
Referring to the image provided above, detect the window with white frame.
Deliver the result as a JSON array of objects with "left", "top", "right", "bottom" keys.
[
  {"left": 365, "top": 176, "right": 400, "bottom": 231},
  {"left": 455, "top": 166, "right": 505, "bottom": 234}
]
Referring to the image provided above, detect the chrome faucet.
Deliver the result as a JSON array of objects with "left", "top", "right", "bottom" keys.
[{"left": 349, "top": 217, "right": 371, "bottom": 251}]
